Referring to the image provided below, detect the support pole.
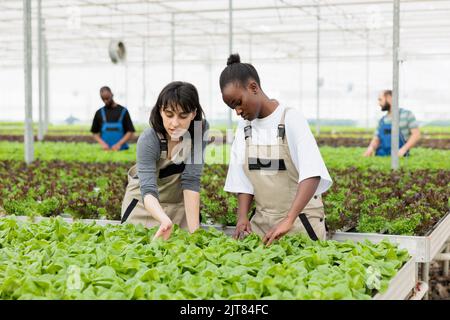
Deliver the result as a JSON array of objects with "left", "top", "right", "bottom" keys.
[
  {"left": 391, "top": 0, "right": 400, "bottom": 170},
  {"left": 171, "top": 13, "right": 175, "bottom": 81},
  {"left": 23, "top": 0, "right": 34, "bottom": 164},
  {"left": 227, "top": 0, "right": 234, "bottom": 143},
  {"left": 423, "top": 262, "right": 430, "bottom": 300},
  {"left": 208, "top": 55, "right": 213, "bottom": 120},
  {"left": 299, "top": 58, "right": 303, "bottom": 112},
  {"left": 142, "top": 38, "right": 146, "bottom": 111},
  {"left": 316, "top": 2, "right": 321, "bottom": 136},
  {"left": 143, "top": 2, "right": 149, "bottom": 112},
  {"left": 124, "top": 63, "right": 128, "bottom": 105},
  {"left": 366, "top": 30, "right": 370, "bottom": 129},
  {"left": 248, "top": 33, "right": 252, "bottom": 64},
  {"left": 44, "top": 26, "right": 49, "bottom": 133},
  {"left": 37, "top": 0, "right": 44, "bottom": 141}
]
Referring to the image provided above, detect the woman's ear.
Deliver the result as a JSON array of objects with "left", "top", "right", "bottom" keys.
[
  {"left": 191, "top": 109, "right": 197, "bottom": 120},
  {"left": 248, "top": 81, "right": 258, "bottom": 95}
]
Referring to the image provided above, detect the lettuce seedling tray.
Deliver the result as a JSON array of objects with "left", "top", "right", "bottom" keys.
[
  {"left": 372, "top": 258, "right": 416, "bottom": 300},
  {"left": 8, "top": 216, "right": 419, "bottom": 300},
  {"left": 331, "top": 212, "right": 450, "bottom": 263}
]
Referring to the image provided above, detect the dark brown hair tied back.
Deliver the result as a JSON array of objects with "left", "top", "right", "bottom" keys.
[
  {"left": 220, "top": 53, "right": 261, "bottom": 90},
  {"left": 227, "top": 53, "right": 241, "bottom": 66}
]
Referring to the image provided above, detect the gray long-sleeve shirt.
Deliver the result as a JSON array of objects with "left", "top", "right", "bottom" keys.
[{"left": 136, "top": 121, "right": 209, "bottom": 202}]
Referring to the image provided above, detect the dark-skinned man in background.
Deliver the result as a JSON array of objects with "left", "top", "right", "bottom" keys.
[{"left": 91, "top": 86, "right": 135, "bottom": 151}]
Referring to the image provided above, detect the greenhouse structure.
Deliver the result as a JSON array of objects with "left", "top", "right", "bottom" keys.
[{"left": 0, "top": 0, "right": 449, "bottom": 305}]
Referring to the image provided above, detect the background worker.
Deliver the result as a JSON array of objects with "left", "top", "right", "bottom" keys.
[
  {"left": 90, "top": 86, "right": 135, "bottom": 151},
  {"left": 364, "top": 90, "right": 421, "bottom": 157}
]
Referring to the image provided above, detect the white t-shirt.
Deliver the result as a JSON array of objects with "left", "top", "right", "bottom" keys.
[{"left": 224, "top": 105, "right": 332, "bottom": 196}]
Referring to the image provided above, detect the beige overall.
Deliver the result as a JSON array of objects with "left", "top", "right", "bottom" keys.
[
  {"left": 243, "top": 108, "right": 326, "bottom": 240},
  {"left": 120, "top": 133, "right": 188, "bottom": 229}
]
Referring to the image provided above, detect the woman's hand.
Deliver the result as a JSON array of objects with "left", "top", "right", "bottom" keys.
[
  {"left": 143, "top": 194, "right": 174, "bottom": 240},
  {"left": 263, "top": 216, "right": 295, "bottom": 246},
  {"left": 152, "top": 217, "right": 173, "bottom": 240},
  {"left": 233, "top": 217, "right": 252, "bottom": 240}
]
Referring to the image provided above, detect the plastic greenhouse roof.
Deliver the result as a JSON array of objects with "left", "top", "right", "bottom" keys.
[{"left": 1, "top": 0, "right": 450, "bottom": 67}]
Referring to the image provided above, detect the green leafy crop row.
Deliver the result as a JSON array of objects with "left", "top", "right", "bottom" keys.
[
  {"left": 1, "top": 121, "right": 449, "bottom": 135},
  {"left": 0, "top": 217, "right": 410, "bottom": 300},
  {"left": 200, "top": 165, "right": 450, "bottom": 235},
  {"left": 0, "top": 160, "right": 126, "bottom": 221},
  {"left": 322, "top": 168, "right": 449, "bottom": 235},
  {"left": 2, "top": 134, "right": 449, "bottom": 149},
  {"left": 1, "top": 142, "right": 449, "bottom": 170},
  {"left": 1, "top": 161, "right": 448, "bottom": 236}
]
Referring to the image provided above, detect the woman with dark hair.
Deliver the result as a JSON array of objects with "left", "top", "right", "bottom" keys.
[
  {"left": 121, "top": 81, "right": 208, "bottom": 240},
  {"left": 220, "top": 54, "right": 332, "bottom": 245}
]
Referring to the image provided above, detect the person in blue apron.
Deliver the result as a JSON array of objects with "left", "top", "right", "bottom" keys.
[
  {"left": 121, "top": 81, "right": 209, "bottom": 240},
  {"left": 364, "top": 90, "right": 421, "bottom": 157},
  {"left": 220, "top": 54, "right": 333, "bottom": 246},
  {"left": 90, "top": 86, "right": 136, "bottom": 151}
]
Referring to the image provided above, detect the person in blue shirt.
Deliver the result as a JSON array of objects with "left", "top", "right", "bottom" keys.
[
  {"left": 90, "top": 86, "right": 136, "bottom": 151},
  {"left": 364, "top": 90, "right": 421, "bottom": 157}
]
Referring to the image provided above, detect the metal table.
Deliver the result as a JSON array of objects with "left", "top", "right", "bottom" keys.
[
  {"left": 331, "top": 212, "right": 450, "bottom": 263},
  {"left": 330, "top": 212, "right": 450, "bottom": 299}
]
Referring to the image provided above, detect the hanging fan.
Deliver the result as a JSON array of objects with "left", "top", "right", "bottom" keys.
[{"left": 108, "top": 40, "right": 127, "bottom": 64}]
